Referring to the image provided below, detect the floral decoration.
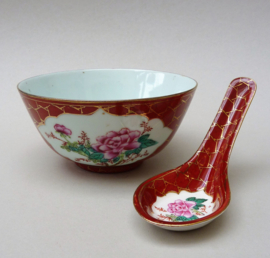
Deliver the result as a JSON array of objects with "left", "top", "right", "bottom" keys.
[
  {"left": 54, "top": 124, "right": 72, "bottom": 135},
  {"left": 167, "top": 199, "right": 196, "bottom": 218},
  {"left": 45, "top": 122, "right": 158, "bottom": 166},
  {"left": 91, "top": 128, "right": 141, "bottom": 160},
  {"left": 155, "top": 197, "right": 208, "bottom": 222}
]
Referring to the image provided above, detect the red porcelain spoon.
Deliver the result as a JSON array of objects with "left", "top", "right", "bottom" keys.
[{"left": 133, "top": 78, "right": 257, "bottom": 231}]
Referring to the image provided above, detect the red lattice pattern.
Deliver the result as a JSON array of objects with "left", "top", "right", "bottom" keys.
[
  {"left": 20, "top": 90, "right": 196, "bottom": 130},
  {"left": 135, "top": 77, "right": 257, "bottom": 224},
  {"left": 19, "top": 89, "right": 196, "bottom": 170}
]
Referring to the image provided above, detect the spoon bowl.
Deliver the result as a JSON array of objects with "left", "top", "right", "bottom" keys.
[{"left": 133, "top": 78, "right": 256, "bottom": 230}]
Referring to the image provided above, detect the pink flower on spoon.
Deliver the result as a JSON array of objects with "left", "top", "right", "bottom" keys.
[{"left": 167, "top": 200, "right": 196, "bottom": 218}]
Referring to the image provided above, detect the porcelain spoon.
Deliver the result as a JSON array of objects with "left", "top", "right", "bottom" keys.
[{"left": 133, "top": 77, "right": 256, "bottom": 231}]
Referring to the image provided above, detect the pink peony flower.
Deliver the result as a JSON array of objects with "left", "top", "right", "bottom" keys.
[
  {"left": 54, "top": 124, "right": 72, "bottom": 136},
  {"left": 92, "top": 128, "right": 141, "bottom": 160},
  {"left": 167, "top": 199, "right": 196, "bottom": 218}
]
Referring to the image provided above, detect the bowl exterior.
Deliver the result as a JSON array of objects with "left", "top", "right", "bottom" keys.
[{"left": 19, "top": 89, "right": 196, "bottom": 173}]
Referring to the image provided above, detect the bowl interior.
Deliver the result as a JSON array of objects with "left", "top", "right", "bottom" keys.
[{"left": 18, "top": 69, "right": 197, "bottom": 101}]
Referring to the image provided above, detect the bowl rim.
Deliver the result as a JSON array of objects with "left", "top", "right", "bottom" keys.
[{"left": 17, "top": 68, "right": 198, "bottom": 103}]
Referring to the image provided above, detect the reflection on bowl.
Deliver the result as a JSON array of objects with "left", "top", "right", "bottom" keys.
[{"left": 18, "top": 69, "right": 197, "bottom": 173}]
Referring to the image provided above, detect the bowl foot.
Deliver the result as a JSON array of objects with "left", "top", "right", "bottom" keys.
[{"left": 75, "top": 161, "right": 143, "bottom": 173}]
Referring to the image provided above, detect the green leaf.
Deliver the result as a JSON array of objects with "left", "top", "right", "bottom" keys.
[
  {"left": 175, "top": 216, "right": 185, "bottom": 222},
  {"left": 100, "top": 158, "right": 109, "bottom": 163},
  {"left": 193, "top": 204, "right": 204, "bottom": 210},
  {"left": 125, "top": 150, "right": 132, "bottom": 157},
  {"left": 138, "top": 134, "right": 150, "bottom": 143},
  {"left": 60, "top": 143, "right": 90, "bottom": 159},
  {"left": 186, "top": 197, "right": 196, "bottom": 202},
  {"left": 87, "top": 147, "right": 97, "bottom": 153},
  {"left": 175, "top": 215, "right": 199, "bottom": 222},
  {"left": 69, "top": 146, "right": 79, "bottom": 152},
  {"left": 189, "top": 215, "right": 199, "bottom": 220},
  {"left": 140, "top": 139, "right": 158, "bottom": 148},
  {"left": 134, "top": 147, "right": 142, "bottom": 154},
  {"left": 85, "top": 141, "right": 91, "bottom": 149},
  {"left": 186, "top": 197, "right": 208, "bottom": 205},
  {"left": 68, "top": 141, "right": 78, "bottom": 148},
  {"left": 78, "top": 145, "right": 84, "bottom": 150},
  {"left": 194, "top": 198, "right": 208, "bottom": 204},
  {"left": 125, "top": 147, "right": 142, "bottom": 157},
  {"left": 113, "top": 156, "right": 120, "bottom": 163},
  {"left": 89, "top": 152, "right": 104, "bottom": 160},
  {"left": 77, "top": 150, "right": 89, "bottom": 157},
  {"left": 78, "top": 145, "right": 91, "bottom": 157},
  {"left": 61, "top": 145, "right": 71, "bottom": 152}
]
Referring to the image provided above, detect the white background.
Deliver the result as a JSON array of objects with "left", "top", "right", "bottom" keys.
[{"left": 1, "top": 0, "right": 269, "bottom": 257}]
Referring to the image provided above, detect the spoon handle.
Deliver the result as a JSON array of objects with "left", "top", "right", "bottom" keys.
[{"left": 189, "top": 77, "right": 257, "bottom": 168}]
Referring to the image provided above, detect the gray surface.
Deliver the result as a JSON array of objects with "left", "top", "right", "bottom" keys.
[{"left": 1, "top": 0, "right": 269, "bottom": 257}]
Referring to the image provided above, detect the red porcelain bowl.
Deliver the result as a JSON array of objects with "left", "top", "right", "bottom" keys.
[{"left": 18, "top": 69, "right": 197, "bottom": 173}]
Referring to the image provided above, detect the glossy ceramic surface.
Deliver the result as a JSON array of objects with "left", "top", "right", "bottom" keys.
[
  {"left": 18, "top": 69, "right": 197, "bottom": 100},
  {"left": 134, "top": 77, "right": 256, "bottom": 230},
  {"left": 18, "top": 69, "right": 197, "bottom": 173}
]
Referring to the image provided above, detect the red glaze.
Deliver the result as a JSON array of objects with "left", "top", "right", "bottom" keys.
[
  {"left": 19, "top": 88, "right": 196, "bottom": 172},
  {"left": 75, "top": 161, "right": 143, "bottom": 173},
  {"left": 134, "top": 78, "right": 257, "bottom": 226}
]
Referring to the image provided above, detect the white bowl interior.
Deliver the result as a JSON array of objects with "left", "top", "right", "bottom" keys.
[{"left": 18, "top": 69, "right": 197, "bottom": 101}]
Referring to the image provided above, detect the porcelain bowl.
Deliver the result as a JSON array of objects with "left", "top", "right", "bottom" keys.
[{"left": 18, "top": 69, "right": 197, "bottom": 173}]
